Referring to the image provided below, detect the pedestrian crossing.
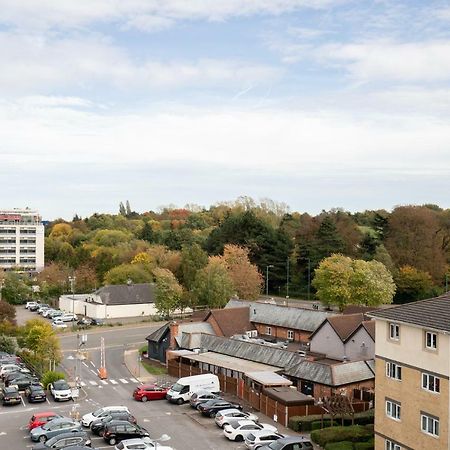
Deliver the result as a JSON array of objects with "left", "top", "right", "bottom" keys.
[{"left": 79, "top": 377, "right": 139, "bottom": 387}]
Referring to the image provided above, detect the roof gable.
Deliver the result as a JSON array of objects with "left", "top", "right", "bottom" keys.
[
  {"left": 310, "top": 313, "right": 365, "bottom": 343},
  {"left": 205, "top": 307, "right": 253, "bottom": 336}
]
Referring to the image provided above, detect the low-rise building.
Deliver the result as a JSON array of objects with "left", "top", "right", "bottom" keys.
[{"left": 369, "top": 293, "right": 450, "bottom": 450}]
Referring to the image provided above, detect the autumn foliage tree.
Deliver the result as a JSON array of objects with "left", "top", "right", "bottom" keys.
[
  {"left": 153, "top": 268, "right": 183, "bottom": 318},
  {"left": 394, "top": 265, "right": 436, "bottom": 303}
]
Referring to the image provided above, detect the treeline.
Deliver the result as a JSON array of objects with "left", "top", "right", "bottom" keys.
[{"left": 2, "top": 198, "right": 449, "bottom": 307}]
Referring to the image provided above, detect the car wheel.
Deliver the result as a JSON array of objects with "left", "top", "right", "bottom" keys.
[
  {"left": 109, "top": 438, "right": 116, "bottom": 445},
  {"left": 235, "top": 435, "right": 243, "bottom": 442},
  {"left": 141, "top": 396, "right": 148, "bottom": 402},
  {"left": 176, "top": 398, "right": 184, "bottom": 405},
  {"left": 209, "top": 411, "right": 216, "bottom": 418},
  {"left": 39, "top": 435, "right": 47, "bottom": 443}
]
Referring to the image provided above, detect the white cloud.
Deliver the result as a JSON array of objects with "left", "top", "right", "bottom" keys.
[
  {"left": 0, "top": 0, "right": 344, "bottom": 31},
  {"left": 122, "top": 15, "right": 174, "bottom": 32},
  {"left": 315, "top": 40, "right": 450, "bottom": 82},
  {"left": 0, "top": 32, "right": 282, "bottom": 95}
]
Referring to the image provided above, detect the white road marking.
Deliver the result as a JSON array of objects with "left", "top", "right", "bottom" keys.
[
  {"left": 89, "top": 380, "right": 98, "bottom": 386},
  {"left": 110, "top": 380, "right": 118, "bottom": 385},
  {"left": 82, "top": 362, "right": 89, "bottom": 368},
  {"left": 80, "top": 381, "right": 87, "bottom": 387},
  {"left": 129, "top": 378, "right": 139, "bottom": 383},
  {"left": 119, "top": 378, "right": 128, "bottom": 384},
  {"left": 90, "top": 361, "right": 96, "bottom": 368},
  {"left": 100, "top": 380, "right": 108, "bottom": 385},
  {"left": 90, "top": 369, "right": 97, "bottom": 375}
]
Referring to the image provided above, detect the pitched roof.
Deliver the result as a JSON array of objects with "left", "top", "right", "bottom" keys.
[
  {"left": 226, "top": 299, "right": 335, "bottom": 332},
  {"left": 368, "top": 293, "right": 450, "bottom": 332},
  {"left": 342, "top": 305, "right": 379, "bottom": 315},
  {"left": 310, "top": 313, "right": 366, "bottom": 343},
  {"left": 205, "top": 307, "right": 254, "bottom": 336},
  {"left": 361, "top": 321, "right": 375, "bottom": 341},
  {"left": 95, "top": 283, "right": 155, "bottom": 305},
  {"left": 175, "top": 322, "right": 215, "bottom": 347},
  {"left": 146, "top": 323, "right": 169, "bottom": 342}
]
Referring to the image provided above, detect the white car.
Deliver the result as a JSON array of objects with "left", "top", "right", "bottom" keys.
[
  {"left": 82, "top": 406, "right": 130, "bottom": 427},
  {"left": 59, "top": 313, "right": 78, "bottom": 322},
  {"left": 49, "top": 379, "right": 72, "bottom": 401},
  {"left": 115, "top": 437, "right": 173, "bottom": 450},
  {"left": 43, "top": 309, "right": 57, "bottom": 318},
  {"left": 215, "top": 409, "right": 259, "bottom": 428},
  {"left": 223, "top": 420, "right": 277, "bottom": 442},
  {"left": 25, "top": 301, "right": 39, "bottom": 309},
  {"left": 244, "top": 430, "right": 285, "bottom": 450},
  {"left": 52, "top": 320, "right": 68, "bottom": 329}
]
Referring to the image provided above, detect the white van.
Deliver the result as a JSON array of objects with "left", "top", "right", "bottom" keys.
[
  {"left": 81, "top": 405, "right": 129, "bottom": 427},
  {"left": 166, "top": 374, "right": 220, "bottom": 404}
]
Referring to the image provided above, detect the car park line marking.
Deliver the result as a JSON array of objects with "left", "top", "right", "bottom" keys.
[
  {"left": 90, "top": 361, "right": 96, "bottom": 368},
  {"left": 90, "top": 369, "right": 97, "bottom": 375},
  {"left": 82, "top": 362, "right": 89, "bottom": 368},
  {"left": 110, "top": 379, "right": 118, "bottom": 384},
  {"left": 119, "top": 378, "right": 128, "bottom": 384},
  {"left": 20, "top": 396, "right": 26, "bottom": 407}
]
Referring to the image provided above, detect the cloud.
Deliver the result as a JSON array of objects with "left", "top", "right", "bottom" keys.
[
  {"left": 0, "top": 0, "right": 344, "bottom": 31},
  {"left": 0, "top": 32, "right": 282, "bottom": 95}
]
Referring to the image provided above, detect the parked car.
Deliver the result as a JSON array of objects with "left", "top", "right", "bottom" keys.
[
  {"left": 133, "top": 384, "right": 169, "bottom": 402},
  {"left": 31, "top": 431, "right": 91, "bottom": 450},
  {"left": 215, "top": 408, "right": 259, "bottom": 428},
  {"left": 26, "top": 301, "right": 39, "bottom": 309},
  {"left": 82, "top": 406, "right": 130, "bottom": 427},
  {"left": 52, "top": 320, "right": 68, "bottom": 329},
  {"left": 114, "top": 437, "right": 173, "bottom": 450},
  {"left": 49, "top": 379, "right": 72, "bottom": 401},
  {"left": 1, "top": 386, "right": 21, "bottom": 405},
  {"left": 91, "top": 412, "right": 137, "bottom": 436},
  {"left": 28, "top": 412, "right": 61, "bottom": 431},
  {"left": 4, "top": 370, "right": 34, "bottom": 385},
  {"left": 103, "top": 421, "right": 149, "bottom": 446},
  {"left": 59, "top": 313, "right": 78, "bottom": 322},
  {"left": 26, "top": 384, "right": 47, "bottom": 403},
  {"left": 0, "top": 363, "right": 30, "bottom": 379},
  {"left": 198, "top": 399, "right": 242, "bottom": 417},
  {"left": 189, "top": 390, "right": 222, "bottom": 409},
  {"left": 42, "top": 308, "right": 57, "bottom": 318},
  {"left": 5, "top": 373, "right": 39, "bottom": 390},
  {"left": 244, "top": 430, "right": 286, "bottom": 450},
  {"left": 29, "top": 303, "right": 42, "bottom": 311},
  {"left": 258, "top": 436, "right": 314, "bottom": 450},
  {"left": 48, "top": 310, "right": 64, "bottom": 319},
  {"left": 30, "top": 418, "right": 83, "bottom": 442},
  {"left": 37, "top": 305, "right": 51, "bottom": 314},
  {"left": 223, "top": 420, "right": 278, "bottom": 442}
]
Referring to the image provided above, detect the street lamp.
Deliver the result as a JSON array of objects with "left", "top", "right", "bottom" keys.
[
  {"left": 265, "top": 265, "right": 274, "bottom": 296},
  {"left": 0, "top": 279, "right": 4, "bottom": 302},
  {"left": 68, "top": 276, "right": 76, "bottom": 330}
]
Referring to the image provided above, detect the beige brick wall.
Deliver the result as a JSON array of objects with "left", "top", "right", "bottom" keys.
[{"left": 374, "top": 356, "right": 449, "bottom": 450}]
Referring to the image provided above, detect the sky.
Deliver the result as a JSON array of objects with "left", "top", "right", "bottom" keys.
[{"left": 0, "top": 0, "right": 449, "bottom": 220}]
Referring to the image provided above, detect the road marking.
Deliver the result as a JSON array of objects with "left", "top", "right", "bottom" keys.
[
  {"left": 82, "top": 362, "right": 89, "bottom": 368},
  {"left": 80, "top": 381, "right": 87, "bottom": 387},
  {"left": 119, "top": 378, "right": 128, "bottom": 384},
  {"left": 89, "top": 380, "right": 98, "bottom": 386},
  {"left": 129, "top": 378, "right": 139, "bottom": 383},
  {"left": 110, "top": 379, "right": 118, "bottom": 385},
  {"left": 100, "top": 380, "right": 108, "bottom": 385},
  {"left": 90, "top": 369, "right": 97, "bottom": 375},
  {"left": 90, "top": 361, "right": 96, "bottom": 368}
]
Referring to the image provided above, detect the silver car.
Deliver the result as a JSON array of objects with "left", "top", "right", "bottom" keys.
[
  {"left": 30, "top": 418, "right": 82, "bottom": 442},
  {"left": 244, "top": 430, "right": 285, "bottom": 450}
]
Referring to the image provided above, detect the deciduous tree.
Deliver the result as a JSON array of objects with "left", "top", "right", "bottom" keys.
[
  {"left": 153, "top": 268, "right": 183, "bottom": 318},
  {"left": 394, "top": 265, "right": 436, "bottom": 303},
  {"left": 180, "top": 244, "right": 208, "bottom": 290}
]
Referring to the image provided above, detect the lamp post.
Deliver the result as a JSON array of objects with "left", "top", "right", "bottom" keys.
[
  {"left": 0, "top": 279, "right": 4, "bottom": 302},
  {"left": 286, "top": 257, "right": 290, "bottom": 299},
  {"left": 307, "top": 258, "right": 311, "bottom": 301},
  {"left": 265, "top": 265, "right": 274, "bottom": 296},
  {"left": 68, "top": 276, "right": 76, "bottom": 330}
]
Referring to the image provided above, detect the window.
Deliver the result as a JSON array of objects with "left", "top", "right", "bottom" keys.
[
  {"left": 422, "top": 373, "right": 440, "bottom": 393},
  {"left": 386, "top": 362, "right": 402, "bottom": 380},
  {"left": 425, "top": 331, "right": 437, "bottom": 350},
  {"left": 389, "top": 323, "right": 400, "bottom": 341},
  {"left": 386, "top": 400, "right": 401, "bottom": 420},
  {"left": 287, "top": 330, "right": 294, "bottom": 340},
  {"left": 421, "top": 413, "right": 439, "bottom": 437},
  {"left": 266, "top": 326, "right": 272, "bottom": 336},
  {"left": 385, "top": 440, "right": 401, "bottom": 450}
]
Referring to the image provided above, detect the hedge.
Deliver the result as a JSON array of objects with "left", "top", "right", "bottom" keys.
[
  {"left": 311, "top": 420, "right": 339, "bottom": 431},
  {"left": 354, "top": 439, "right": 374, "bottom": 450},
  {"left": 289, "top": 414, "right": 332, "bottom": 432},
  {"left": 325, "top": 442, "right": 354, "bottom": 450},
  {"left": 311, "top": 425, "right": 373, "bottom": 447},
  {"left": 343, "top": 410, "right": 374, "bottom": 426}
]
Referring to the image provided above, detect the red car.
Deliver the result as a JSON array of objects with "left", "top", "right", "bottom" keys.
[
  {"left": 133, "top": 384, "right": 169, "bottom": 402},
  {"left": 28, "top": 412, "right": 60, "bottom": 430}
]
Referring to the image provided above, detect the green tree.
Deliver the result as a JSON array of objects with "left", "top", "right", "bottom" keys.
[
  {"left": 104, "top": 263, "right": 153, "bottom": 285},
  {"left": 0, "top": 301, "right": 17, "bottom": 324},
  {"left": 1, "top": 272, "right": 30, "bottom": 304},
  {"left": 192, "top": 259, "right": 235, "bottom": 308},
  {"left": 0, "top": 335, "right": 17, "bottom": 354},
  {"left": 394, "top": 265, "right": 436, "bottom": 303},
  {"left": 180, "top": 243, "right": 208, "bottom": 290},
  {"left": 140, "top": 221, "right": 155, "bottom": 243},
  {"left": 153, "top": 268, "right": 183, "bottom": 318},
  {"left": 312, "top": 254, "right": 395, "bottom": 311}
]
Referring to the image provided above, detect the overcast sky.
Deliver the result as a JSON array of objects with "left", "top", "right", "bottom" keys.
[{"left": 1, "top": 0, "right": 449, "bottom": 220}]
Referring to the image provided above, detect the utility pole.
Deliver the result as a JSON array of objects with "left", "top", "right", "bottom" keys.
[
  {"left": 266, "top": 265, "right": 274, "bottom": 296},
  {"left": 307, "top": 258, "right": 311, "bottom": 301},
  {"left": 286, "top": 257, "right": 290, "bottom": 299}
]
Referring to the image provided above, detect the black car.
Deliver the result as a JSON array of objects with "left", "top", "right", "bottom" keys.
[
  {"left": 26, "top": 384, "right": 47, "bottom": 403},
  {"left": 91, "top": 412, "right": 137, "bottom": 436},
  {"left": 1, "top": 386, "right": 21, "bottom": 405},
  {"left": 5, "top": 373, "right": 39, "bottom": 390},
  {"left": 259, "top": 436, "right": 314, "bottom": 450},
  {"left": 198, "top": 399, "right": 243, "bottom": 417},
  {"left": 103, "top": 421, "right": 149, "bottom": 446},
  {"left": 29, "top": 303, "right": 43, "bottom": 311},
  {"left": 31, "top": 431, "right": 91, "bottom": 450}
]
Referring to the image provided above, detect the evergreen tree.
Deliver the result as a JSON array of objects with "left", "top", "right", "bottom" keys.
[
  {"left": 125, "top": 200, "right": 132, "bottom": 216},
  {"left": 140, "top": 221, "right": 155, "bottom": 243},
  {"left": 119, "top": 202, "right": 126, "bottom": 216}
]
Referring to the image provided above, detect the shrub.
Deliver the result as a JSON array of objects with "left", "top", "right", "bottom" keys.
[
  {"left": 311, "top": 420, "right": 339, "bottom": 430},
  {"left": 311, "top": 425, "right": 372, "bottom": 447},
  {"left": 354, "top": 438, "right": 374, "bottom": 450},
  {"left": 343, "top": 410, "right": 374, "bottom": 426},
  {"left": 325, "top": 442, "right": 354, "bottom": 450},
  {"left": 41, "top": 370, "right": 66, "bottom": 389},
  {"left": 289, "top": 414, "right": 332, "bottom": 432},
  {"left": 0, "top": 335, "right": 17, "bottom": 354}
]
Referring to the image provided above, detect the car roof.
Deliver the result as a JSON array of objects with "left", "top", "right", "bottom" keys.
[
  {"left": 32, "top": 412, "right": 57, "bottom": 418},
  {"left": 233, "top": 420, "right": 257, "bottom": 426},
  {"left": 47, "top": 417, "right": 76, "bottom": 424},
  {"left": 248, "top": 430, "right": 283, "bottom": 437},
  {"left": 217, "top": 408, "right": 243, "bottom": 415},
  {"left": 276, "top": 436, "right": 311, "bottom": 444},
  {"left": 47, "top": 431, "right": 87, "bottom": 441},
  {"left": 106, "top": 420, "right": 137, "bottom": 426}
]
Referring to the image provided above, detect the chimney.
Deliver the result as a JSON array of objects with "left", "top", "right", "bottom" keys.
[{"left": 169, "top": 321, "right": 179, "bottom": 349}]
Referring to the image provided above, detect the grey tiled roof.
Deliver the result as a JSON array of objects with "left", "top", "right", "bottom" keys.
[
  {"left": 226, "top": 299, "right": 336, "bottom": 332},
  {"left": 146, "top": 323, "right": 169, "bottom": 342},
  {"left": 96, "top": 283, "right": 155, "bottom": 305},
  {"left": 368, "top": 293, "right": 450, "bottom": 332},
  {"left": 175, "top": 322, "right": 215, "bottom": 347}
]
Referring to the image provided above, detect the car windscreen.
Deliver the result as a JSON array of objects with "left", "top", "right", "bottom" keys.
[
  {"left": 171, "top": 382, "right": 183, "bottom": 392},
  {"left": 54, "top": 381, "right": 69, "bottom": 390},
  {"left": 268, "top": 441, "right": 285, "bottom": 450},
  {"left": 93, "top": 408, "right": 104, "bottom": 417},
  {"left": 246, "top": 433, "right": 256, "bottom": 441}
]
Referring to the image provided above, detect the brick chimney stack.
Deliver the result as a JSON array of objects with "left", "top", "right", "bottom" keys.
[{"left": 169, "top": 321, "right": 179, "bottom": 349}]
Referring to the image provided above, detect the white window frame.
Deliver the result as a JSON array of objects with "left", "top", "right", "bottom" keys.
[
  {"left": 386, "top": 400, "right": 401, "bottom": 421},
  {"left": 389, "top": 323, "right": 400, "bottom": 341},
  {"left": 422, "top": 373, "right": 440, "bottom": 393},
  {"left": 385, "top": 440, "right": 401, "bottom": 450},
  {"left": 287, "top": 330, "right": 294, "bottom": 341},
  {"left": 425, "top": 331, "right": 437, "bottom": 350},
  {"left": 386, "top": 362, "right": 402, "bottom": 381},
  {"left": 421, "top": 413, "right": 439, "bottom": 437},
  {"left": 266, "top": 326, "right": 271, "bottom": 336}
]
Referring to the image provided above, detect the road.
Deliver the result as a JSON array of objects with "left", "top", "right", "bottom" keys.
[{"left": 0, "top": 321, "right": 254, "bottom": 450}]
